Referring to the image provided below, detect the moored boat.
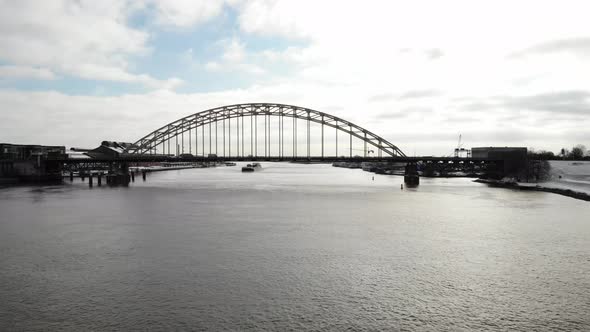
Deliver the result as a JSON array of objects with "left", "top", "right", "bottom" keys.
[{"left": 241, "top": 163, "right": 262, "bottom": 172}]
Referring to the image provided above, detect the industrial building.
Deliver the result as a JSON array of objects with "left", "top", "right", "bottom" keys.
[
  {"left": 84, "top": 141, "right": 137, "bottom": 159},
  {"left": 1, "top": 143, "right": 65, "bottom": 160},
  {"left": 472, "top": 147, "right": 528, "bottom": 177},
  {"left": 0, "top": 143, "right": 66, "bottom": 183}
]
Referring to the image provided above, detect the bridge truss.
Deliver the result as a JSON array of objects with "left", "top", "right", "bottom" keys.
[{"left": 125, "top": 103, "right": 406, "bottom": 158}]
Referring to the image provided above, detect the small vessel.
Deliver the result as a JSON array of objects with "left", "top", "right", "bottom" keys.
[
  {"left": 224, "top": 162, "right": 237, "bottom": 166},
  {"left": 241, "top": 163, "right": 262, "bottom": 172}
]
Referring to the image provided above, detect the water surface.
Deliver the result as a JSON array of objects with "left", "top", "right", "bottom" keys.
[{"left": 1, "top": 163, "right": 589, "bottom": 331}]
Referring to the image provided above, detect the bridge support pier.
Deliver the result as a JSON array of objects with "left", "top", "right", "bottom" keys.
[
  {"left": 103, "top": 162, "right": 131, "bottom": 187},
  {"left": 404, "top": 162, "right": 420, "bottom": 187},
  {"left": 97, "top": 173, "right": 102, "bottom": 186},
  {"left": 88, "top": 173, "right": 93, "bottom": 188}
]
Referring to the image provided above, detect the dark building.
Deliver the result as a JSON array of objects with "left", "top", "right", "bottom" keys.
[
  {"left": 1, "top": 143, "right": 65, "bottom": 161},
  {"left": 0, "top": 143, "right": 66, "bottom": 183},
  {"left": 85, "top": 141, "right": 137, "bottom": 159},
  {"left": 472, "top": 147, "right": 528, "bottom": 177}
]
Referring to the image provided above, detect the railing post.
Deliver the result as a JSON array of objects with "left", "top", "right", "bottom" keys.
[
  {"left": 215, "top": 118, "right": 218, "bottom": 155},
  {"left": 307, "top": 111, "right": 310, "bottom": 159},
  {"left": 335, "top": 120, "right": 338, "bottom": 157},
  {"left": 293, "top": 110, "right": 297, "bottom": 159},
  {"left": 281, "top": 109, "right": 284, "bottom": 158},
  {"left": 364, "top": 132, "right": 367, "bottom": 157},
  {"left": 321, "top": 115, "right": 324, "bottom": 159},
  {"left": 350, "top": 125, "right": 352, "bottom": 158}
]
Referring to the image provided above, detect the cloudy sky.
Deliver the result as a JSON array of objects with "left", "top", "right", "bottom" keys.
[{"left": 1, "top": 0, "right": 589, "bottom": 155}]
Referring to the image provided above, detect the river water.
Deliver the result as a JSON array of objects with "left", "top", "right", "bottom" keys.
[{"left": 1, "top": 163, "right": 589, "bottom": 331}]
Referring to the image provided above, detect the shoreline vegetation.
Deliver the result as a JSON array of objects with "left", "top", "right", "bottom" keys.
[{"left": 474, "top": 178, "right": 590, "bottom": 202}]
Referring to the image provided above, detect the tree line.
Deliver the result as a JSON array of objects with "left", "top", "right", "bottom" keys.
[{"left": 529, "top": 144, "right": 589, "bottom": 160}]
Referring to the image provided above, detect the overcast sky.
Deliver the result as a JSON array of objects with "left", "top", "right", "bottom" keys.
[{"left": 1, "top": 0, "right": 589, "bottom": 155}]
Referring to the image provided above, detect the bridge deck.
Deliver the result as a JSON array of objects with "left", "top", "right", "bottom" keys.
[{"left": 53, "top": 156, "right": 501, "bottom": 164}]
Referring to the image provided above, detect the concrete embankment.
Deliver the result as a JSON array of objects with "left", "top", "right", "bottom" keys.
[{"left": 474, "top": 179, "right": 590, "bottom": 202}]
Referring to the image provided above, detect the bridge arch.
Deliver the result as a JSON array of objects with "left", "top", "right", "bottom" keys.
[{"left": 125, "top": 103, "right": 406, "bottom": 158}]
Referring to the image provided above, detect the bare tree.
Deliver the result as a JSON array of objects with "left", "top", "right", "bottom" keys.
[{"left": 570, "top": 144, "right": 586, "bottom": 160}]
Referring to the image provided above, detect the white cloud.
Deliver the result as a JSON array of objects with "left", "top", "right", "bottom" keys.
[
  {"left": 148, "top": 0, "right": 227, "bottom": 28},
  {"left": 203, "top": 38, "right": 266, "bottom": 75},
  {"left": 0, "top": 0, "right": 181, "bottom": 89},
  {"left": 0, "top": 65, "right": 57, "bottom": 80},
  {"left": 233, "top": 0, "right": 590, "bottom": 94},
  {"left": 236, "top": 0, "right": 310, "bottom": 39}
]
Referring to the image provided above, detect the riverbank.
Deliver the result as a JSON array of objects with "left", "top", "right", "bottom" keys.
[
  {"left": 131, "top": 162, "right": 221, "bottom": 173},
  {"left": 475, "top": 160, "right": 590, "bottom": 202},
  {"left": 333, "top": 161, "right": 482, "bottom": 178},
  {"left": 474, "top": 178, "right": 590, "bottom": 201},
  {"left": 131, "top": 165, "right": 201, "bottom": 173}
]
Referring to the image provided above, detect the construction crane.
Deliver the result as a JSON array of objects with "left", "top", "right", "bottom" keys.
[{"left": 454, "top": 134, "right": 471, "bottom": 158}]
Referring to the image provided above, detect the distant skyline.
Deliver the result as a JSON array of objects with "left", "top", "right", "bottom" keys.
[{"left": 1, "top": 0, "right": 589, "bottom": 155}]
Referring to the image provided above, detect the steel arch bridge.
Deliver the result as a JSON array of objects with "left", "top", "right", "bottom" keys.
[{"left": 125, "top": 103, "right": 406, "bottom": 158}]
